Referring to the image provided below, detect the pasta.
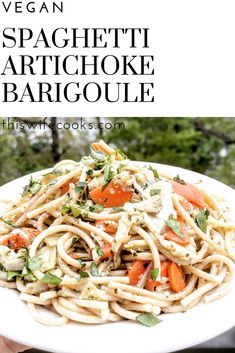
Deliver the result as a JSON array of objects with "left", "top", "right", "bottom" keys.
[{"left": 0, "top": 140, "right": 234, "bottom": 328}]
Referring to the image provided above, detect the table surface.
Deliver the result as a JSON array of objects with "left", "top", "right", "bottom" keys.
[{"left": 26, "top": 326, "right": 235, "bottom": 353}]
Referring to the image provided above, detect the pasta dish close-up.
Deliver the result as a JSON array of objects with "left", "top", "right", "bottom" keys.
[{"left": 0, "top": 140, "right": 234, "bottom": 328}]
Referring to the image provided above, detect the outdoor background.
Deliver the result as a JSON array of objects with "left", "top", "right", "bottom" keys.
[{"left": 0, "top": 117, "right": 234, "bottom": 188}]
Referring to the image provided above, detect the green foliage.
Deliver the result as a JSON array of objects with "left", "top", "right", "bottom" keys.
[
  {"left": 0, "top": 117, "right": 234, "bottom": 189},
  {"left": 103, "top": 117, "right": 235, "bottom": 188}
]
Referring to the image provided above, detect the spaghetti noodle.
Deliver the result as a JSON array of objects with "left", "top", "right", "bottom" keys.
[{"left": 0, "top": 140, "right": 234, "bottom": 327}]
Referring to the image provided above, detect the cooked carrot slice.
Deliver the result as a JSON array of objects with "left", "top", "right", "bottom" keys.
[
  {"left": 2, "top": 234, "right": 24, "bottom": 250},
  {"left": 128, "top": 260, "right": 150, "bottom": 286},
  {"left": 60, "top": 178, "right": 78, "bottom": 195},
  {"left": 179, "top": 198, "right": 192, "bottom": 212},
  {"left": 90, "top": 180, "right": 132, "bottom": 208},
  {"left": 3, "top": 227, "right": 39, "bottom": 250},
  {"left": 95, "top": 220, "right": 116, "bottom": 235},
  {"left": 100, "top": 243, "right": 113, "bottom": 260},
  {"left": 168, "top": 262, "right": 186, "bottom": 293},
  {"left": 172, "top": 181, "right": 205, "bottom": 209}
]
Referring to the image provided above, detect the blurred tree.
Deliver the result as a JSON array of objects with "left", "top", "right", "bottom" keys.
[
  {"left": 0, "top": 117, "right": 234, "bottom": 188},
  {"left": 103, "top": 117, "right": 235, "bottom": 188}
]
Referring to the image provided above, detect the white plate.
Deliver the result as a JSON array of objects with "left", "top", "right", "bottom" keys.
[{"left": 0, "top": 164, "right": 234, "bottom": 353}]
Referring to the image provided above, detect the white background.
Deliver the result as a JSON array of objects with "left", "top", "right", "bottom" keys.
[{"left": 1, "top": 0, "right": 235, "bottom": 116}]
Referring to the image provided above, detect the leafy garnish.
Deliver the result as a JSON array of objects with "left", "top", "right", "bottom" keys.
[
  {"left": 86, "top": 169, "right": 94, "bottom": 176},
  {"left": 150, "top": 189, "right": 161, "bottom": 197},
  {"left": 88, "top": 204, "right": 104, "bottom": 213},
  {"left": 112, "top": 207, "right": 124, "bottom": 212},
  {"left": 22, "top": 176, "right": 42, "bottom": 195},
  {"left": 136, "top": 312, "right": 162, "bottom": 327},
  {"left": 70, "top": 237, "right": 78, "bottom": 248},
  {"left": 104, "top": 164, "right": 115, "bottom": 183},
  {"left": 196, "top": 210, "right": 209, "bottom": 233},
  {"left": 90, "top": 262, "right": 99, "bottom": 277},
  {"left": 41, "top": 272, "right": 62, "bottom": 285},
  {"left": 71, "top": 204, "right": 81, "bottom": 218},
  {"left": 61, "top": 204, "right": 71, "bottom": 214},
  {"left": 148, "top": 165, "right": 159, "bottom": 179},
  {"left": 142, "top": 181, "right": 154, "bottom": 190},
  {"left": 7, "top": 271, "right": 22, "bottom": 281},
  {"left": 27, "top": 256, "right": 43, "bottom": 271},
  {"left": 79, "top": 260, "right": 86, "bottom": 267},
  {"left": 0, "top": 217, "right": 19, "bottom": 228},
  {"left": 96, "top": 247, "right": 104, "bottom": 257},
  {"left": 80, "top": 271, "right": 89, "bottom": 278},
  {"left": 75, "top": 181, "right": 88, "bottom": 193},
  {"left": 0, "top": 263, "right": 5, "bottom": 272},
  {"left": 150, "top": 268, "right": 159, "bottom": 281},
  {"left": 115, "top": 149, "right": 127, "bottom": 159},
  {"left": 165, "top": 215, "right": 183, "bottom": 239},
  {"left": 173, "top": 175, "right": 186, "bottom": 185}
]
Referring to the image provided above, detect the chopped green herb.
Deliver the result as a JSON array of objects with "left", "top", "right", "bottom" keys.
[
  {"left": 115, "top": 149, "right": 127, "bottom": 159},
  {"left": 7, "top": 271, "right": 22, "bottom": 281},
  {"left": 136, "top": 312, "right": 162, "bottom": 327},
  {"left": 86, "top": 169, "right": 94, "bottom": 176},
  {"left": 75, "top": 181, "right": 88, "bottom": 193},
  {"left": 148, "top": 165, "right": 159, "bottom": 179},
  {"left": 89, "top": 204, "right": 104, "bottom": 213},
  {"left": 70, "top": 237, "right": 78, "bottom": 248},
  {"left": 112, "top": 207, "right": 124, "bottom": 212},
  {"left": 71, "top": 204, "right": 81, "bottom": 218},
  {"left": 27, "top": 256, "right": 43, "bottom": 271},
  {"left": 142, "top": 181, "right": 154, "bottom": 190},
  {"left": 0, "top": 217, "right": 20, "bottom": 228},
  {"left": 173, "top": 175, "right": 186, "bottom": 185},
  {"left": 196, "top": 210, "right": 209, "bottom": 233},
  {"left": 80, "top": 271, "right": 89, "bottom": 278},
  {"left": 90, "top": 262, "right": 99, "bottom": 277},
  {"left": 104, "top": 164, "right": 115, "bottom": 183},
  {"left": 22, "top": 176, "right": 42, "bottom": 195},
  {"left": 96, "top": 247, "right": 104, "bottom": 257},
  {"left": 150, "top": 189, "right": 161, "bottom": 197},
  {"left": 79, "top": 260, "right": 86, "bottom": 267},
  {"left": 165, "top": 215, "right": 183, "bottom": 239},
  {"left": 41, "top": 272, "right": 62, "bottom": 285},
  {"left": 61, "top": 204, "right": 71, "bottom": 214},
  {"left": 150, "top": 268, "right": 159, "bottom": 281},
  {"left": 22, "top": 265, "right": 36, "bottom": 282}
]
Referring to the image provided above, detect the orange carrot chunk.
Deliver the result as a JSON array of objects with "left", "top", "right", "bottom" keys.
[
  {"left": 128, "top": 260, "right": 150, "bottom": 286},
  {"left": 172, "top": 181, "right": 205, "bottom": 209},
  {"left": 100, "top": 243, "right": 113, "bottom": 260},
  {"left": 168, "top": 262, "right": 186, "bottom": 293},
  {"left": 2, "top": 234, "right": 24, "bottom": 250},
  {"left": 60, "top": 178, "right": 78, "bottom": 195},
  {"left": 3, "top": 227, "right": 40, "bottom": 250},
  {"left": 95, "top": 220, "right": 116, "bottom": 235},
  {"left": 90, "top": 180, "right": 132, "bottom": 208}
]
